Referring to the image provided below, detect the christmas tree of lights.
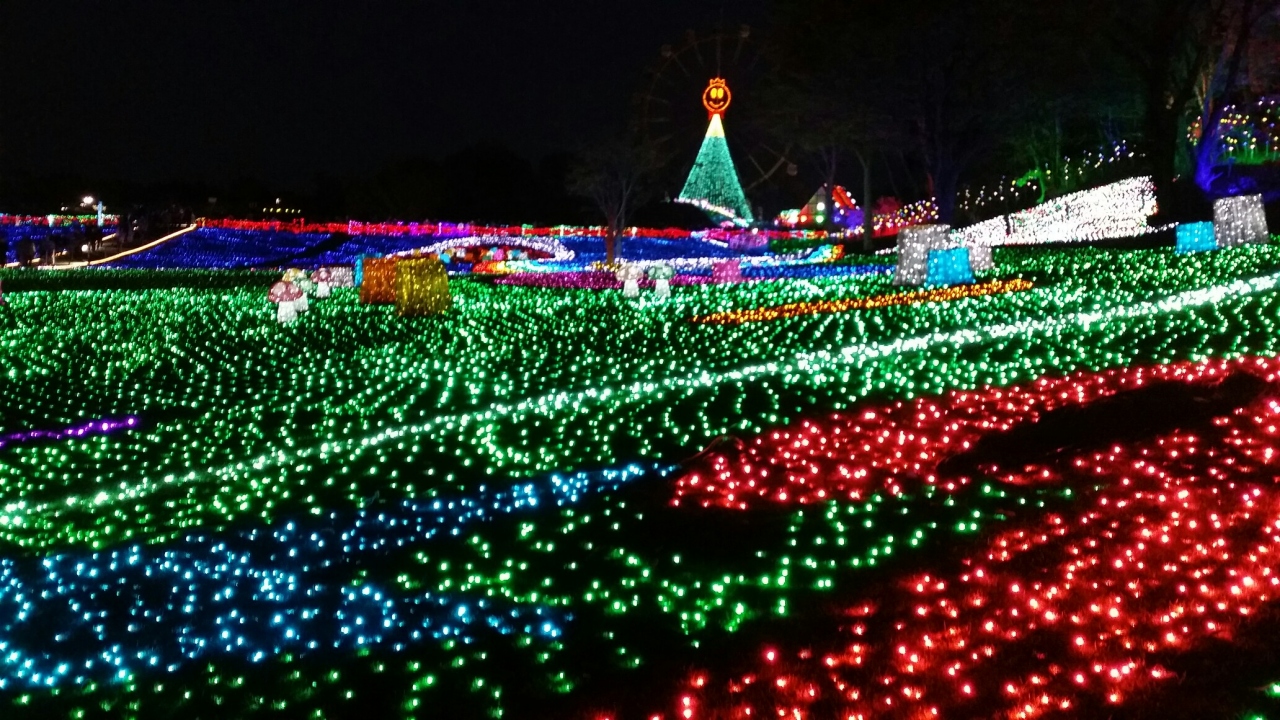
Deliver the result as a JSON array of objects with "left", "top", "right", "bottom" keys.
[{"left": 676, "top": 78, "right": 755, "bottom": 226}]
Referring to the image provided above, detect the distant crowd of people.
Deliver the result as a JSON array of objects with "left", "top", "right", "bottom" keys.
[
  {"left": 0, "top": 224, "right": 105, "bottom": 267},
  {"left": 1, "top": 204, "right": 194, "bottom": 267},
  {"left": 114, "top": 205, "right": 195, "bottom": 248}
]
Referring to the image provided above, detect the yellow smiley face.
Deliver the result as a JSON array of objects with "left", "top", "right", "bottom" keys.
[{"left": 702, "top": 78, "right": 732, "bottom": 114}]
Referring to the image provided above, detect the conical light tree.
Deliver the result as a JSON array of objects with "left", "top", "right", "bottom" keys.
[{"left": 676, "top": 79, "right": 754, "bottom": 226}]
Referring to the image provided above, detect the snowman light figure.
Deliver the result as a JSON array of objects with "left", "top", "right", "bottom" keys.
[
  {"left": 647, "top": 263, "right": 675, "bottom": 299},
  {"left": 616, "top": 264, "right": 645, "bottom": 298},
  {"left": 268, "top": 281, "right": 303, "bottom": 324}
]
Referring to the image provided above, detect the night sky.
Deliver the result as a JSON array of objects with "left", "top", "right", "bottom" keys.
[{"left": 0, "top": 1, "right": 768, "bottom": 191}]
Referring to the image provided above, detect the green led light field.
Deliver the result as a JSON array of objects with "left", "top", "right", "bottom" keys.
[
  {"left": 3, "top": 244, "right": 1280, "bottom": 719},
  {"left": 2, "top": 246, "right": 1280, "bottom": 552}
]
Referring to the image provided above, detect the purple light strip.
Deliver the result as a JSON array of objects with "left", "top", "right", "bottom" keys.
[{"left": 0, "top": 416, "right": 140, "bottom": 450}]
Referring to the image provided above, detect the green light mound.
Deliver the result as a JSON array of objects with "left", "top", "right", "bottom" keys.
[{"left": 676, "top": 114, "right": 754, "bottom": 226}]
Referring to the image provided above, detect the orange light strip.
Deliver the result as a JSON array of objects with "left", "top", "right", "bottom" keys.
[
  {"left": 4, "top": 233, "right": 120, "bottom": 269},
  {"left": 691, "top": 278, "right": 1035, "bottom": 326},
  {"left": 86, "top": 225, "right": 195, "bottom": 266}
]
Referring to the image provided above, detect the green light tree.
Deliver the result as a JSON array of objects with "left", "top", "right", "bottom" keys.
[{"left": 676, "top": 114, "right": 755, "bottom": 226}]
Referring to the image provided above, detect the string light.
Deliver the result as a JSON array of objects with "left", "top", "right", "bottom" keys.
[
  {"left": 107, "top": 228, "right": 335, "bottom": 270},
  {"left": 691, "top": 279, "right": 1033, "bottom": 326},
  {"left": 4, "top": 245, "right": 1280, "bottom": 555},
  {"left": 776, "top": 198, "right": 942, "bottom": 237},
  {"left": 398, "top": 236, "right": 575, "bottom": 263},
  {"left": 3, "top": 240, "right": 1280, "bottom": 717},
  {"left": 959, "top": 177, "right": 1162, "bottom": 248},
  {"left": 394, "top": 258, "right": 451, "bottom": 316},
  {"left": 0, "top": 214, "right": 116, "bottom": 228},
  {"left": 1189, "top": 98, "right": 1280, "bottom": 166},
  {"left": 0, "top": 415, "right": 137, "bottom": 450},
  {"left": 494, "top": 264, "right": 890, "bottom": 290},
  {"left": 676, "top": 113, "right": 755, "bottom": 226},
  {"left": 656, "top": 355, "right": 1280, "bottom": 719},
  {"left": 194, "top": 217, "right": 838, "bottom": 246},
  {"left": 958, "top": 139, "right": 1140, "bottom": 215}
]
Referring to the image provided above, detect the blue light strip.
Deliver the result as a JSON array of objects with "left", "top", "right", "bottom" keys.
[{"left": 0, "top": 463, "right": 662, "bottom": 689}]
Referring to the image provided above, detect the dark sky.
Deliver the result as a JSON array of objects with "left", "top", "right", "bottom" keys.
[{"left": 0, "top": 0, "right": 768, "bottom": 191}]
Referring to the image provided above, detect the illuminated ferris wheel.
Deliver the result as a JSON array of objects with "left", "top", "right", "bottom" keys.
[{"left": 633, "top": 26, "right": 797, "bottom": 200}]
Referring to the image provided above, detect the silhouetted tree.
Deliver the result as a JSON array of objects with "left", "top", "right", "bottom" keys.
[
  {"left": 768, "top": 0, "right": 1099, "bottom": 225},
  {"left": 1190, "top": 0, "right": 1280, "bottom": 192},
  {"left": 1087, "top": 0, "right": 1280, "bottom": 218},
  {"left": 567, "top": 139, "right": 660, "bottom": 265}
]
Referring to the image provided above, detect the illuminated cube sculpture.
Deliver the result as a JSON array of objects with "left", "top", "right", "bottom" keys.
[
  {"left": 325, "top": 266, "right": 356, "bottom": 288},
  {"left": 711, "top": 259, "right": 743, "bottom": 284},
  {"left": 895, "top": 224, "right": 953, "bottom": 286},
  {"left": 394, "top": 258, "right": 451, "bottom": 316},
  {"left": 359, "top": 257, "right": 398, "bottom": 304},
  {"left": 1175, "top": 222, "right": 1218, "bottom": 254},
  {"left": 968, "top": 244, "right": 994, "bottom": 272},
  {"left": 1213, "top": 194, "right": 1270, "bottom": 248},
  {"left": 926, "top": 248, "right": 976, "bottom": 287},
  {"left": 353, "top": 255, "right": 368, "bottom": 287}
]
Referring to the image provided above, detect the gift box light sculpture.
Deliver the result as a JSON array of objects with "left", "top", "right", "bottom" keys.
[
  {"left": 711, "top": 259, "right": 744, "bottom": 284},
  {"left": 325, "top": 265, "right": 355, "bottom": 288},
  {"left": 359, "top": 257, "right": 398, "bottom": 304},
  {"left": 925, "top": 247, "right": 976, "bottom": 287},
  {"left": 895, "top": 224, "right": 953, "bottom": 286},
  {"left": 1175, "top": 222, "right": 1218, "bottom": 254},
  {"left": 353, "top": 255, "right": 367, "bottom": 287},
  {"left": 1213, "top": 194, "right": 1270, "bottom": 248},
  {"left": 394, "top": 257, "right": 451, "bottom": 317},
  {"left": 968, "top": 243, "right": 994, "bottom": 271}
]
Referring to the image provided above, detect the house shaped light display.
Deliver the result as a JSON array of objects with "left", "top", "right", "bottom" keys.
[{"left": 776, "top": 185, "right": 862, "bottom": 229}]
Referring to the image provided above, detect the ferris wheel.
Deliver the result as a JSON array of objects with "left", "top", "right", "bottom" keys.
[{"left": 633, "top": 26, "right": 798, "bottom": 203}]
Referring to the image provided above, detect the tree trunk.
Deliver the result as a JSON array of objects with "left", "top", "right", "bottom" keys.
[
  {"left": 605, "top": 228, "right": 618, "bottom": 266},
  {"left": 856, "top": 150, "right": 874, "bottom": 252},
  {"left": 1193, "top": 0, "right": 1259, "bottom": 195},
  {"left": 1193, "top": 111, "right": 1223, "bottom": 193},
  {"left": 1146, "top": 95, "right": 1185, "bottom": 222},
  {"left": 933, "top": 168, "right": 959, "bottom": 226},
  {"left": 862, "top": 155, "right": 875, "bottom": 253}
]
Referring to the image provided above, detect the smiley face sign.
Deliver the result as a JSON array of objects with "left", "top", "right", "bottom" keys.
[{"left": 702, "top": 77, "right": 732, "bottom": 115}]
